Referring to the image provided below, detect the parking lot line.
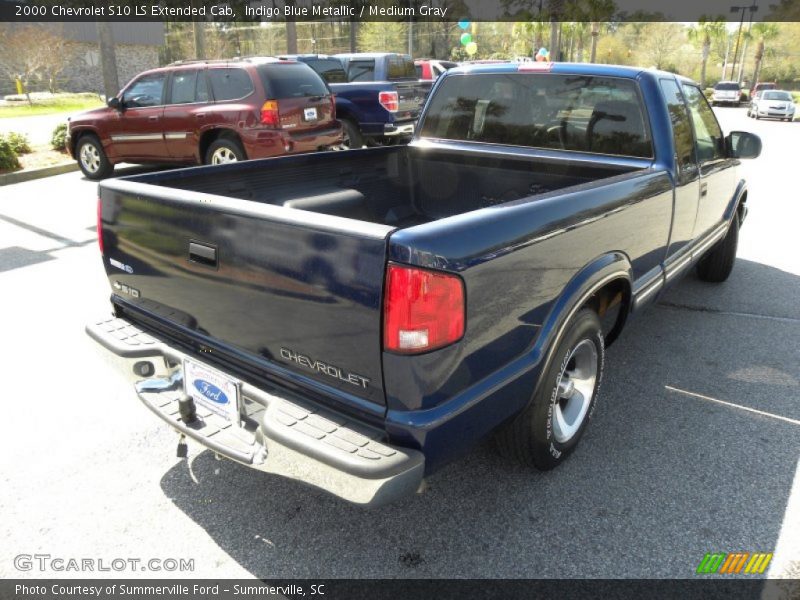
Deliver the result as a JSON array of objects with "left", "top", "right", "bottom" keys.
[{"left": 665, "top": 385, "right": 800, "bottom": 426}]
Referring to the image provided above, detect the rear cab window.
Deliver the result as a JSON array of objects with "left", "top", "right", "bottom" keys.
[
  {"left": 419, "top": 73, "right": 653, "bottom": 158},
  {"left": 301, "top": 58, "right": 347, "bottom": 84},
  {"left": 258, "top": 63, "right": 329, "bottom": 99},
  {"left": 347, "top": 60, "right": 375, "bottom": 82},
  {"left": 207, "top": 67, "right": 254, "bottom": 102},
  {"left": 387, "top": 55, "right": 416, "bottom": 80}
]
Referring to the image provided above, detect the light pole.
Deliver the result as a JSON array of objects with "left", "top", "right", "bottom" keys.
[{"left": 729, "top": 3, "right": 758, "bottom": 82}]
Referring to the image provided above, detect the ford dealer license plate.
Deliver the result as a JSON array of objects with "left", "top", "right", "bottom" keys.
[
  {"left": 304, "top": 107, "right": 317, "bottom": 121},
  {"left": 184, "top": 358, "right": 240, "bottom": 422}
]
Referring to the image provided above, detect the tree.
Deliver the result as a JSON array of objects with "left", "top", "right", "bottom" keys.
[
  {"left": 750, "top": 23, "right": 780, "bottom": 88},
  {"left": 358, "top": 21, "right": 408, "bottom": 53},
  {"left": 687, "top": 16, "right": 726, "bottom": 87},
  {"left": 637, "top": 22, "right": 687, "bottom": 71},
  {"left": 584, "top": 0, "right": 616, "bottom": 63},
  {"left": 0, "top": 24, "right": 72, "bottom": 104},
  {"left": 96, "top": 22, "right": 119, "bottom": 98}
]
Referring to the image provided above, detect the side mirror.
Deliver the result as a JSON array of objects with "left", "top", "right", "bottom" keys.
[
  {"left": 727, "top": 131, "right": 761, "bottom": 159},
  {"left": 107, "top": 97, "right": 122, "bottom": 110}
]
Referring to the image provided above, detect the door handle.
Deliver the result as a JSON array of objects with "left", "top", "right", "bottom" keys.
[
  {"left": 196, "top": 113, "right": 206, "bottom": 119},
  {"left": 148, "top": 115, "right": 160, "bottom": 122},
  {"left": 188, "top": 241, "right": 218, "bottom": 269},
  {"left": 700, "top": 182, "right": 708, "bottom": 197}
]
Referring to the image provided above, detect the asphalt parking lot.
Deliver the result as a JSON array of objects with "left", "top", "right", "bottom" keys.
[{"left": 0, "top": 107, "right": 798, "bottom": 580}]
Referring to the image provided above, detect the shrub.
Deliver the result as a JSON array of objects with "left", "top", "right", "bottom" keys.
[
  {"left": 5, "top": 132, "right": 31, "bottom": 154},
  {"left": 51, "top": 122, "right": 68, "bottom": 152},
  {"left": 0, "top": 138, "right": 21, "bottom": 172}
]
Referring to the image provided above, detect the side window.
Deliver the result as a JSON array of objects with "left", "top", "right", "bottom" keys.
[
  {"left": 122, "top": 73, "right": 167, "bottom": 108},
  {"left": 195, "top": 70, "right": 210, "bottom": 102},
  {"left": 347, "top": 60, "right": 375, "bottom": 82},
  {"left": 683, "top": 85, "right": 725, "bottom": 162},
  {"left": 659, "top": 79, "right": 696, "bottom": 176},
  {"left": 208, "top": 68, "right": 254, "bottom": 102},
  {"left": 169, "top": 70, "right": 198, "bottom": 104}
]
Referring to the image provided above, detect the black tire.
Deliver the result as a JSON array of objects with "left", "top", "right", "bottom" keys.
[
  {"left": 76, "top": 134, "right": 114, "bottom": 180},
  {"left": 496, "top": 308, "right": 605, "bottom": 470},
  {"left": 697, "top": 215, "right": 739, "bottom": 283},
  {"left": 204, "top": 137, "right": 246, "bottom": 165},
  {"left": 339, "top": 119, "right": 363, "bottom": 150}
]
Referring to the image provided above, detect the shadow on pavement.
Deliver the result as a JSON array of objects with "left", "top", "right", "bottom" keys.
[{"left": 158, "top": 258, "right": 800, "bottom": 578}]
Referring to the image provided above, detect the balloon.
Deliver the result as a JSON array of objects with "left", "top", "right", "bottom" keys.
[
  {"left": 458, "top": 19, "right": 470, "bottom": 30},
  {"left": 460, "top": 33, "right": 472, "bottom": 45},
  {"left": 465, "top": 42, "right": 478, "bottom": 55}
]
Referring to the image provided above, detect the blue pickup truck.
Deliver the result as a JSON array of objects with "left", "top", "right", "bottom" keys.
[
  {"left": 280, "top": 53, "right": 431, "bottom": 148},
  {"left": 88, "top": 63, "right": 761, "bottom": 506}
]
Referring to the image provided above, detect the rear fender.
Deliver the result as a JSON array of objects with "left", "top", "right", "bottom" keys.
[{"left": 531, "top": 252, "right": 632, "bottom": 383}]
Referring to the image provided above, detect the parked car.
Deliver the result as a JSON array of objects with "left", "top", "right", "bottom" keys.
[
  {"left": 67, "top": 57, "right": 342, "bottom": 180},
  {"left": 88, "top": 63, "right": 760, "bottom": 507},
  {"left": 748, "top": 89, "right": 796, "bottom": 121},
  {"left": 415, "top": 59, "right": 458, "bottom": 80},
  {"left": 711, "top": 81, "right": 742, "bottom": 106},
  {"left": 750, "top": 81, "right": 776, "bottom": 97},
  {"left": 280, "top": 53, "right": 432, "bottom": 149},
  {"left": 332, "top": 53, "right": 433, "bottom": 147}
]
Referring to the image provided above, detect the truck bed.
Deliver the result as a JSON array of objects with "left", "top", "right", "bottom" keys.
[{"left": 133, "top": 144, "right": 643, "bottom": 228}]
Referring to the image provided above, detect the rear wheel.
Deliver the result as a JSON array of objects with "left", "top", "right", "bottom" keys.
[
  {"left": 76, "top": 135, "right": 114, "bottom": 180},
  {"left": 205, "top": 137, "right": 246, "bottom": 165},
  {"left": 337, "top": 119, "right": 363, "bottom": 150},
  {"left": 496, "top": 308, "right": 604, "bottom": 470},
  {"left": 697, "top": 214, "right": 739, "bottom": 283}
]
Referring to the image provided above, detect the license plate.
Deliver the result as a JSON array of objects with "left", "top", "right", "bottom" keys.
[
  {"left": 304, "top": 107, "right": 317, "bottom": 121},
  {"left": 183, "top": 358, "right": 240, "bottom": 422}
]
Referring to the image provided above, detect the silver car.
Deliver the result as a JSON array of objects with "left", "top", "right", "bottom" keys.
[
  {"left": 748, "top": 90, "right": 796, "bottom": 121},
  {"left": 711, "top": 81, "right": 742, "bottom": 106}
]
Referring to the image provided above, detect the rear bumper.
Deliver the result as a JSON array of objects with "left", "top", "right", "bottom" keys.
[
  {"left": 85, "top": 316, "right": 424, "bottom": 507},
  {"left": 241, "top": 123, "right": 343, "bottom": 159}
]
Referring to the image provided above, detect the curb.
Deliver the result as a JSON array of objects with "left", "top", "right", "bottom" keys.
[{"left": 0, "top": 162, "right": 78, "bottom": 186}]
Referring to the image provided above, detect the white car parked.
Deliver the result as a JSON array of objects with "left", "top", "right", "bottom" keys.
[
  {"left": 711, "top": 81, "right": 742, "bottom": 106},
  {"left": 748, "top": 90, "right": 796, "bottom": 121}
]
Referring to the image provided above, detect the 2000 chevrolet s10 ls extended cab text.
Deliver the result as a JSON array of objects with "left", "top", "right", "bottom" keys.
[{"left": 87, "top": 63, "right": 761, "bottom": 506}]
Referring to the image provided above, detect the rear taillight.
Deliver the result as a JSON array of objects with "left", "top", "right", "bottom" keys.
[
  {"left": 260, "top": 100, "right": 280, "bottom": 127},
  {"left": 383, "top": 264, "right": 465, "bottom": 354},
  {"left": 97, "top": 197, "right": 104, "bottom": 256},
  {"left": 379, "top": 91, "right": 399, "bottom": 113}
]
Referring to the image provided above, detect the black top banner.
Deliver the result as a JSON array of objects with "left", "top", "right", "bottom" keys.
[{"left": 1, "top": 0, "right": 799, "bottom": 22}]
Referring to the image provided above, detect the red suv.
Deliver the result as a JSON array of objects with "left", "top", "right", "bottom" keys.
[{"left": 67, "top": 57, "right": 342, "bottom": 180}]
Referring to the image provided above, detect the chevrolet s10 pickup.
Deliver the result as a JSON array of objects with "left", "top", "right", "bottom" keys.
[{"left": 87, "top": 63, "right": 761, "bottom": 506}]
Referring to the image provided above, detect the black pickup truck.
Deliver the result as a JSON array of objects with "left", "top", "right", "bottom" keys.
[{"left": 88, "top": 62, "right": 761, "bottom": 506}]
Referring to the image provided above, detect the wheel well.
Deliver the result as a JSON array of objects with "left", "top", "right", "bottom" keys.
[
  {"left": 198, "top": 129, "right": 244, "bottom": 163},
  {"left": 70, "top": 129, "right": 97, "bottom": 156},
  {"left": 581, "top": 278, "right": 631, "bottom": 347}
]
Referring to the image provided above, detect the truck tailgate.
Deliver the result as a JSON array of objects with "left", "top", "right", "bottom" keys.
[{"left": 98, "top": 177, "right": 393, "bottom": 415}]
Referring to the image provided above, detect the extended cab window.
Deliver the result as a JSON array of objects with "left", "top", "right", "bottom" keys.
[
  {"left": 420, "top": 73, "right": 652, "bottom": 157},
  {"left": 660, "top": 79, "right": 695, "bottom": 176},
  {"left": 347, "top": 60, "right": 375, "bottom": 82},
  {"left": 683, "top": 85, "right": 725, "bottom": 162},
  {"left": 123, "top": 73, "right": 166, "bottom": 108},
  {"left": 208, "top": 68, "right": 254, "bottom": 102}
]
